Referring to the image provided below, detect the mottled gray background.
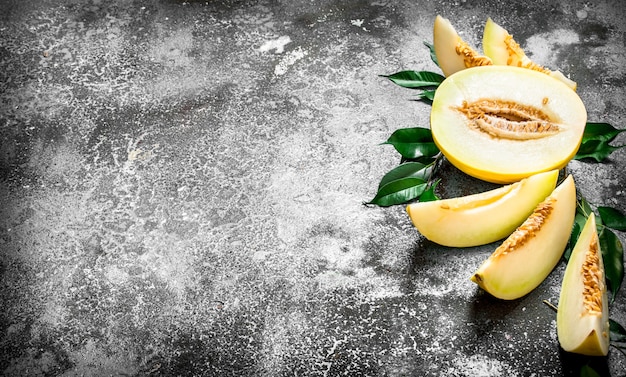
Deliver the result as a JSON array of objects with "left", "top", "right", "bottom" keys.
[{"left": 1, "top": 0, "right": 625, "bottom": 376}]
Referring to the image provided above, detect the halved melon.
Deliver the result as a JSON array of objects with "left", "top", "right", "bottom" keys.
[
  {"left": 483, "top": 17, "right": 577, "bottom": 90},
  {"left": 431, "top": 65, "right": 587, "bottom": 184},
  {"left": 433, "top": 15, "right": 492, "bottom": 77},
  {"left": 406, "top": 170, "right": 558, "bottom": 247},
  {"left": 557, "top": 213, "right": 610, "bottom": 356},
  {"left": 471, "top": 175, "right": 576, "bottom": 300}
]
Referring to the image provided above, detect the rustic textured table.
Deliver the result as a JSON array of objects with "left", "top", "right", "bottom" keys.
[{"left": 1, "top": 0, "right": 625, "bottom": 375}]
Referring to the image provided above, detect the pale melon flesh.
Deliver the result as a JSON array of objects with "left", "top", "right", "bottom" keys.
[
  {"left": 482, "top": 17, "right": 577, "bottom": 90},
  {"left": 557, "top": 213, "right": 610, "bottom": 356},
  {"left": 471, "top": 175, "right": 576, "bottom": 300},
  {"left": 433, "top": 15, "right": 492, "bottom": 77},
  {"left": 431, "top": 65, "right": 586, "bottom": 184},
  {"left": 406, "top": 170, "right": 558, "bottom": 248}
]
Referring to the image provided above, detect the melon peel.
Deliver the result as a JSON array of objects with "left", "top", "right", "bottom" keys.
[
  {"left": 433, "top": 15, "right": 492, "bottom": 77},
  {"left": 482, "top": 17, "right": 577, "bottom": 90},
  {"left": 430, "top": 65, "right": 587, "bottom": 184},
  {"left": 557, "top": 213, "right": 610, "bottom": 356},
  {"left": 406, "top": 170, "right": 558, "bottom": 247},
  {"left": 471, "top": 175, "right": 576, "bottom": 300}
]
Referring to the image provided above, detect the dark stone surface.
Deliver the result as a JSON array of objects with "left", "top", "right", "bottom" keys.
[{"left": 1, "top": 0, "right": 625, "bottom": 376}]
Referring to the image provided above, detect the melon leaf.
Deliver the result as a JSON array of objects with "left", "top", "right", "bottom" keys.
[
  {"left": 366, "top": 177, "right": 428, "bottom": 207},
  {"left": 377, "top": 162, "right": 433, "bottom": 189},
  {"left": 579, "top": 365, "right": 601, "bottom": 377},
  {"left": 424, "top": 41, "right": 439, "bottom": 68},
  {"left": 413, "top": 89, "right": 436, "bottom": 103},
  {"left": 574, "top": 122, "right": 626, "bottom": 162},
  {"left": 610, "top": 318, "right": 626, "bottom": 343},
  {"left": 598, "top": 206, "right": 626, "bottom": 231},
  {"left": 581, "top": 122, "right": 625, "bottom": 143},
  {"left": 418, "top": 179, "right": 441, "bottom": 202},
  {"left": 382, "top": 127, "right": 440, "bottom": 160},
  {"left": 381, "top": 70, "right": 444, "bottom": 89},
  {"left": 598, "top": 227, "right": 624, "bottom": 302}
]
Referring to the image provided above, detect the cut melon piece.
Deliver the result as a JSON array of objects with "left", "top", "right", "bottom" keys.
[
  {"left": 471, "top": 175, "right": 576, "bottom": 300},
  {"left": 433, "top": 15, "right": 492, "bottom": 77},
  {"left": 406, "top": 170, "right": 558, "bottom": 247},
  {"left": 557, "top": 213, "right": 610, "bottom": 356},
  {"left": 431, "top": 65, "right": 587, "bottom": 184},
  {"left": 483, "top": 17, "right": 577, "bottom": 90}
]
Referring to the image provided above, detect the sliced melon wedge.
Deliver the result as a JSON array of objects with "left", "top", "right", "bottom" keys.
[
  {"left": 431, "top": 65, "right": 587, "bottom": 184},
  {"left": 483, "top": 17, "right": 577, "bottom": 90},
  {"left": 471, "top": 175, "right": 576, "bottom": 300},
  {"left": 406, "top": 170, "right": 558, "bottom": 247},
  {"left": 433, "top": 15, "right": 492, "bottom": 77},
  {"left": 557, "top": 213, "right": 610, "bottom": 356}
]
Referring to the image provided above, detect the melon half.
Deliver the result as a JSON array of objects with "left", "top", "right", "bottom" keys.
[{"left": 430, "top": 65, "right": 587, "bottom": 183}]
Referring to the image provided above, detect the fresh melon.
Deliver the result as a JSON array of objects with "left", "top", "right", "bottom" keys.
[
  {"left": 430, "top": 65, "right": 586, "bottom": 183},
  {"left": 471, "top": 175, "right": 576, "bottom": 299},
  {"left": 433, "top": 15, "right": 492, "bottom": 77},
  {"left": 557, "top": 213, "right": 610, "bottom": 356},
  {"left": 482, "top": 17, "right": 577, "bottom": 90},
  {"left": 406, "top": 170, "right": 558, "bottom": 247}
]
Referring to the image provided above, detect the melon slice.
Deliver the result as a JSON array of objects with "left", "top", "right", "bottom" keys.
[
  {"left": 471, "top": 175, "right": 576, "bottom": 300},
  {"left": 433, "top": 15, "right": 492, "bottom": 77},
  {"left": 557, "top": 213, "right": 610, "bottom": 356},
  {"left": 406, "top": 170, "right": 558, "bottom": 247},
  {"left": 430, "top": 65, "right": 587, "bottom": 184},
  {"left": 483, "top": 17, "right": 577, "bottom": 90}
]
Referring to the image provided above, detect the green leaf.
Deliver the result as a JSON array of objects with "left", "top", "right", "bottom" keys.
[
  {"left": 610, "top": 318, "right": 626, "bottom": 343},
  {"left": 414, "top": 89, "right": 437, "bottom": 102},
  {"left": 575, "top": 122, "right": 626, "bottom": 162},
  {"left": 366, "top": 177, "right": 428, "bottom": 207},
  {"left": 579, "top": 365, "right": 601, "bottom": 377},
  {"left": 598, "top": 206, "right": 626, "bottom": 231},
  {"left": 574, "top": 139, "right": 625, "bottom": 162},
  {"left": 598, "top": 227, "right": 624, "bottom": 301},
  {"left": 564, "top": 218, "right": 583, "bottom": 261},
  {"left": 424, "top": 41, "right": 439, "bottom": 68},
  {"left": 419, "top": 179, "right": 440, "bottom": 202},
  {"left": 383, "top": 127, "right": 440, "bottom": 160},
  {"left": 381, "top": 70, "right": 444, "bottom": 89},
  {"left": 582, "top": 122, "right": 625, "bottom": 143},
  {"left": 377, "top": 162, "right": 433, "bottom": 189},
  {"left": 578, "top": 197, "right": 594, "bottom": 218}
]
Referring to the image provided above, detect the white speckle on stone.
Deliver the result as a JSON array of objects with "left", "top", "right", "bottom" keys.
[
  {"left": 351, "top": 19, "right": 364, "bottom": 27},
  {"left": 259, "top": 35, "right": 292, "bottom": 54},
  {"left": 274, "top": 46, "right": 307, "bottom": 76},
  {"left": 524, "top": 29, "right": 580, "bottom": 68},
  {"left": 446, "top": 353, "right": 520, "bottom": 376}
]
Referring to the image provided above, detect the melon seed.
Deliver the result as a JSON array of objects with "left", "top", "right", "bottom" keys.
[
  {"left": 504, "top": 35, "right": 551, "bottom": 74},
  {"left": 457, "top": 99, "right": 560, "bottom": 140},
  {"left": 581, "top": 236, "right": 604, "bottom": 314},
  {"left": 455, "top": 41, "right": 492, "bottom": 69},
  {"left": 492, "top": 199, "right": 555, "bottom": 257}
]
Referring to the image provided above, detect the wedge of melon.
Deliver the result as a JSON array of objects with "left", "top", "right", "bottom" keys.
[
  {"left": 406, "top": 170, "right": 558, "bottom": 247},
  {"left": 471, "top": 175, "right": 576, "bottom": 299},
  {"left": 431, "top": 65, "right": 587, "bottom": 184},
  {"left": 557, "top": 213, "right": 610, "bottom": 356},
  {"left": 433, "top": 15, "right": 492, "bottom": 77},
  {"left": 483, "top": 17, "right": 577, "bottom": 90}
]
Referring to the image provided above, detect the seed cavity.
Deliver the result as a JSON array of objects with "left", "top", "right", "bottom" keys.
[
  {"left": 457, "top": 99, "right": 560, "bottom": 140},
  {"left": 455, "top": 40, "right": 493, "bottom": 68},
  {"left": 492, "top": 199, "right": 555, "bottom": 257},
  {"left": 582, "top": 235, "right": 604, "bottom": 315}
]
